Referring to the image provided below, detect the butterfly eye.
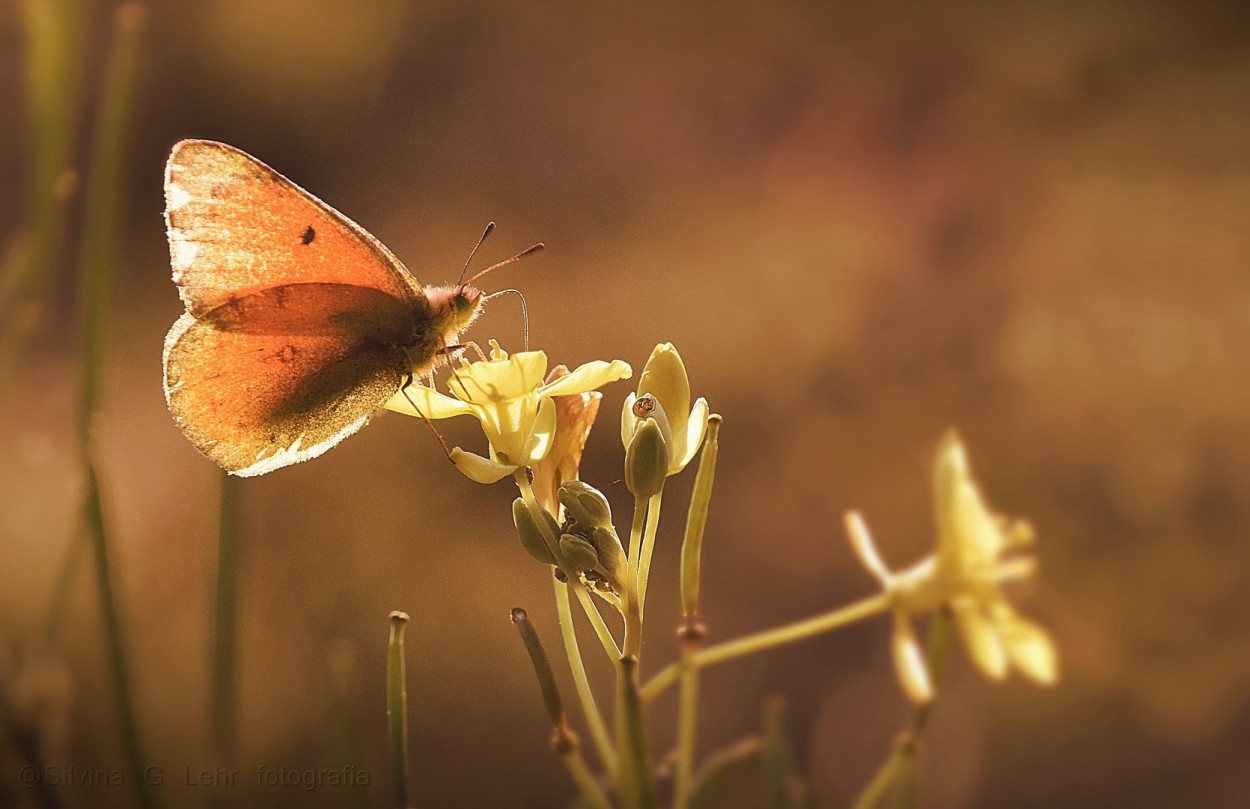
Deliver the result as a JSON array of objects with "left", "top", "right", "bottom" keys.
[{"left": 454, "top": 288, "right": 481, "bottom": 310}]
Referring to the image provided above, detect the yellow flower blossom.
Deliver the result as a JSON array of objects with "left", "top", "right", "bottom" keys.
[
  {"left": 845, "top": 431, "right": 1058, "bottom": 703},
  {"left": 620, "top": 343, "right": 709, "bottom": 477},
  {"left": 385, "top": 341, "right": 631, "bottom": 484}
]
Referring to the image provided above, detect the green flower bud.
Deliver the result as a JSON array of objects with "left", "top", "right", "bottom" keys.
[
  {"left": 559, "top": 533, "right": 601, "bottom": 571},
  {"left": 625, "top": 417, "right": 669, "bottom": 498},
  {"left": 512, "top": 498, "right": 557, "bottom": 565},
  {"left": 590, "top": 526, "right": 627, "bottom": 587},
  {"left": 557, "top": 480, "right": 614, "bottom": 530}
]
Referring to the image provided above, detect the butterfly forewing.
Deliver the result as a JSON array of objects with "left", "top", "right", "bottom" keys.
[{"left": 164, "top": 139, "right": 424, "bottom": 315}]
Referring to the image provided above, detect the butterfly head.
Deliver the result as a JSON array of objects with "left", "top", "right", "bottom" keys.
[{"left": 427, "top": 283, "right": 486, "bottom": 338}]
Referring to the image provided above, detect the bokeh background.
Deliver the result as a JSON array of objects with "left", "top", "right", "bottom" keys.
[{"left": 2, "top": 0, "right": 1250, "bottom": 806}]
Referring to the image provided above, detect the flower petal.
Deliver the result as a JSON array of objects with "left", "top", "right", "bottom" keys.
[
  {"left": 384, "top": 384, "right": 477, "bottom": 420},
  {"left": 934, "top": 431, "right": 1004, "bottom": 574},
  {"left": 620, "top": 392, "right": 638, "bottom": 448},
  {"left": 845, "top": 511, "right": 892, "bottom": 586},
  {"left": 520, "top": 396, "right": 558, "bottom": 465},
  {"left": 673, "top": 397, "right": 710, "bottom": 472},
  {"left": 892, "top": 611, "right": 934, "bottom": 703},
  {"left": 448, "top": 350, "right": 548, "bottom": 405},
  {"left": 532, "top": 390, "right": 602, "bottom": 515},
  {"left": 541, "top": 359, "right": 632, "bottom": 398},
  {"left": 952, "top": 599, "right": 1009, "bottom": 681},
  {"left": 998, "top": 610, "right": 1059, "bottom": 685},
  {"left": 472, "top": 391, "right": 539, "bottom": 464},
  {"left": 638, "top": 343, "right": 690, "bottom": 428},
  {"left": 450, "top": 448, "right": 518, "bottom": 484}
]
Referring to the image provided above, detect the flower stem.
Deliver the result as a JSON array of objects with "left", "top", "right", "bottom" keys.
[
  {"left": 850, "top": 751, "right": 909, "bottom": 809},
  {"left": 635, "top": 491, "right": 664, "bottom": 621},
  {"left": 553, "top": 575, "right": 617, "bottom": 777},
  {"left": 851, "top": 608, "right": 954, "bottom": 809},
  {"left": 672, "top": 419, "right": 720, "bottom": 809},
  {"left": 386, "top": 611, "right": 412, "bottom": 809},
  {"left": 76, "top": 8, "right": 154, "bottom": 808},
  {"left": 642, "top": 592, "right": 892, "bottom": 703},
  {"left": 671, "top": 647, "right": 700, "bottom": 809},
  {"left": 687, "top": 737, "right": 763, "bottom": 809},
  {"left": 622, "top": 497, "right": 648, "bottom": 658},
  {"left": 562, "top": 747, "right": 614, "bottom": 809},
  {"left": 84, "top": 463, "right": 155, "bottom": 809},
  {"left": 512, "top": 608, "right": 613, "bottom": 809},
  {"left": 679, "top": 415, "right": 720, "bottom": 631},
  {"left": 2, "top": 0, "right": 86, "bottom": 395},
  {"left": 616, "top": 656, "right": 658, "bottom": 809}
]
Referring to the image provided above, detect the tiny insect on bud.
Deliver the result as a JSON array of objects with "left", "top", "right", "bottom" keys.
[
  {"left": 626, "top": 418, "right": 669, "bottom": 498},
  {"left": 512, "top": 498, "right": 558, "bottom": 565},
  {"left": 557, "top": 480, "right": 614, "bottom": 530}
]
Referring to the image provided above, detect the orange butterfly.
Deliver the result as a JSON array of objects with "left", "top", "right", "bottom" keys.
[{"left": 162, "top": 140, "right": 530, "bottom": 476}]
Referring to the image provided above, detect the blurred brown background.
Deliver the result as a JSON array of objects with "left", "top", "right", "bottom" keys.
[{"left": 2, "top": 0, "right": 1250, "bottom": 806}]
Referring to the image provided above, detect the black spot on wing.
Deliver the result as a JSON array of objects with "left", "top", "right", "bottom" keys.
[{"left": 301, "top": 225, "right": 316, "bottom": 245}]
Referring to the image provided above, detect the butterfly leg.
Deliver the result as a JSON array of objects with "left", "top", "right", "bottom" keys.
[
  {"left": 437, "top": 341, "right": 488, "bottom": 362},
  {"left": 398, "top": 383, "right": 456, "bottom": 463},
  {"left": 439, "top": 338, "right": 479, "bottom": 400}
]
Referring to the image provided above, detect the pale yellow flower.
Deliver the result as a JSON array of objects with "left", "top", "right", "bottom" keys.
[
  {"left": 846, "top": 431, "right": 1059, "bottom": 703},
  {"left": 620, "top": 343, "right": 709, "bottom": 477},
  {"left": 385, "top": 341, "right": 631, "bottom": 484}
]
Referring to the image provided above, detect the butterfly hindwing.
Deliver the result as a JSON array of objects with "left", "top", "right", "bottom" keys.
[{"left": 163, "top": 312, "right": 408, "bottom": 477}]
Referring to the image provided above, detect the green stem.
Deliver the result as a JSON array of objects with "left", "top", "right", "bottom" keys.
[
  {"left": 39, "top": 528, "right": 84, "bottom": 652},
  {"left": 850, "top": 752, "right": 909, "bottom": 809},
  {"left": 554, "top": 575, "right": 617, "bottom": 777},
  {"left": 4, "top": 0, "right": 85, "bottom": 318},
  {"left": 642, "top": 592, "right": 892, "bottom": 703},
  {"left": 84, "top": 462, "right": 155, "bottom": 809},
  {"left": 573, "top": 584, "right": 622, "bottom": 661},
  {"left": 212, "top": 472, "right": 241, "bottom": 765},
  {"left": 688, "top": 737, "right": 762, "bottom": 809},
  {"left": 386, "top": 612, "right": 412, "bottom": 809},
  {"left": 850, "top": 608, "right": 955, "bottom": 809},
  {"left": 79, "top": 2, "right": 144, "bottom": 421},
  {"left": 512, "top": 608, "right": 613, "bottom": 809},
  {"left": 615, "top": 656, "right": 658, "bottom": 809},
  {"left": 679, "top": 416, "right": 720, "bottom": 629},
  {"left": 671, "top": 651, "right": 700, "bottom": 809},
  {"left": 562, "top": 748, "right": 614, "bottom": 809},
  {"left": 673, "top": 416, "right": 720, "bottom": 809},
  {"left": 77, "top": 8, "right": 153, "bottom": 809},
  {"left": 622, "top": 497, "right": 648, "bottom": 659},
  {"left": 635, "top": 491, "right": 664, "bottom": 621}
]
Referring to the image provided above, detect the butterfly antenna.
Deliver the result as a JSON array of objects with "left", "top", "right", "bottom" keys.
[
  {"left": 457, "top": 221, "right": 496, "bottom": 287},
  {"left": 465, "top": 243, "right": 544, "bottom": 287},
  {"left": 483, "top": 288, "right": 529, "bottom": 351}
]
